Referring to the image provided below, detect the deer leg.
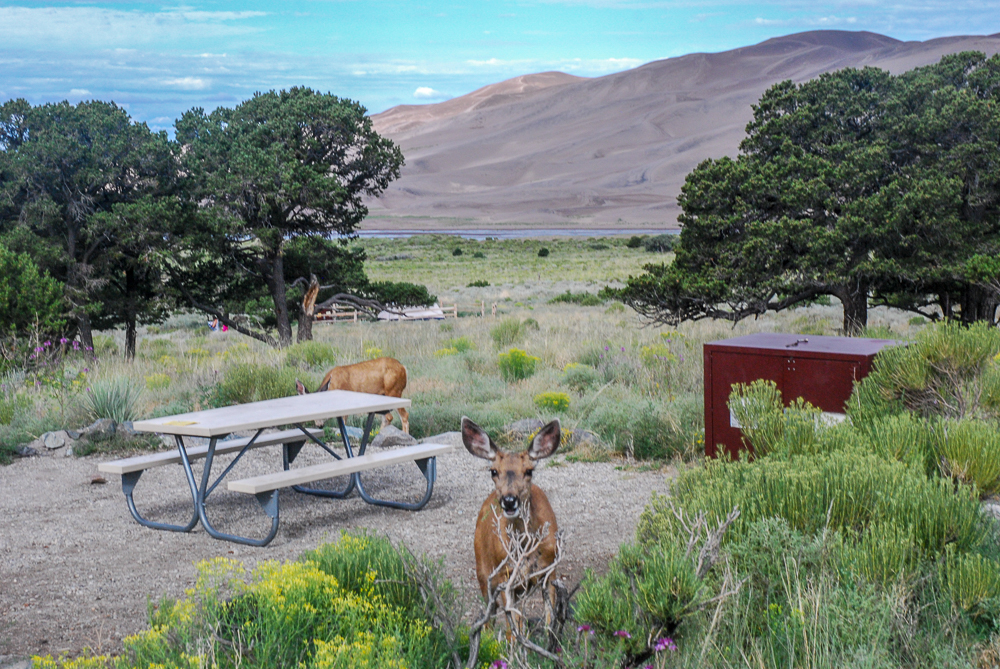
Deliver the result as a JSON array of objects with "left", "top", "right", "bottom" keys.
[
  {"left": 544, "top": 580, "right": 559, "bottom": 651},
  {"left": 380, "top": 411, "right": 393, "bottom": 429},
  {"left": 397, "top": 407, "right": 410, "bottom": 434}
]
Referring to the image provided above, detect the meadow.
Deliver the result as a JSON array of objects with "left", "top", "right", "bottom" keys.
[{"left": 7, "top": 234, "right": 1000, "bottom": 669}]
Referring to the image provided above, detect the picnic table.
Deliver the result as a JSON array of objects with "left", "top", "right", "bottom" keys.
[{"left": 99, "top": 390, "right": 454, "bottom": 546}]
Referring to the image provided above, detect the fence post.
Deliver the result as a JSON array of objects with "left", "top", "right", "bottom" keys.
[
  {"left": 492, "top": 303, "right": 497, "bottom": 317},
  {"left": 480, "top": 301, "right": 485, "bottom": 318}
]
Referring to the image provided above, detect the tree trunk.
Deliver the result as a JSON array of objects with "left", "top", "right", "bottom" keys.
[
  {"left": 296, "top": 274, "right": 320, "bottom": 344},
  {"left": 78, "top": 313, "right": 95, "bottom": 354},
  {"left": 124, "top": 267, "right": 137, "bottom": 360},
  {"left": 837, "top": 280, "right": 869, "bottom": 336},
  {"left": 264, "top": 248, "right": 293, "bottom": 347},
  {"left": 960, "top": 284, "right": 1000, "bottom": 326}
]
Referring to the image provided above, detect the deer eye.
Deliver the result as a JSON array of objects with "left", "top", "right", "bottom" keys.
[
  {"left": 525, "top": 469, "right": 534, "bottom": 477},
  {"left": 490, "top": 469, "right": 498, "bottom": 477}
]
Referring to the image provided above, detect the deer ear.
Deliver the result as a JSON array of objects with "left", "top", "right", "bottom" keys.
[
  {"left": 317, "top": 378, "right": 331, "bottom": 392},
  {"left": 462, "top": 416, "right": 497, "bottom": 460},
  {"left": 295, "top": 379, "right": 308, "bottom": 395},
  {"left": 528, "top": 419, "right": 561, "bottom": 460}
]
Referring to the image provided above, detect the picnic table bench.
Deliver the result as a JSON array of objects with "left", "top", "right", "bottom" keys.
[{"left": 99, "top": 391, "right": 454, "bottom": 546}]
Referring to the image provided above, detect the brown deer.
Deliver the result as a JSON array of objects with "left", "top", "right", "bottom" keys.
[
  {"left": 296, "top": 357, "right": 409, "bottom": 433},
  {"left": 462, "top": 416, "right": 561, "bottom": 634}
]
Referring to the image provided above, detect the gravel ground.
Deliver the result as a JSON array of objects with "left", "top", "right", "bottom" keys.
[{"left": 0, "top": 432, "right": 672, "bottom": 662}]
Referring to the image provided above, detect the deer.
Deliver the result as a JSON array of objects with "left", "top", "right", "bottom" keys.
[
  {"left": 295, "top": 357, "right": 409, "bottom": 433},
  {"left": 462, "top": 416, "right": 562, "bottom": 643}
]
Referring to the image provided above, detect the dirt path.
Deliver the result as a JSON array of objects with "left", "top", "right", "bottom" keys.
[{"left": 0, "top": 434, "right": 671, "bottom": 661}]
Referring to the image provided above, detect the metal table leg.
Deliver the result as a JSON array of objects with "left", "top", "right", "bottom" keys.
[
  {"left": 285, "top": 418, "right": 361, "bottom": 498},
  {"left": 177, "top": 432, "right": 282, "bottom": 547},
  {"left": 120, "top": 468, "right": 200, "bottom": 533}
]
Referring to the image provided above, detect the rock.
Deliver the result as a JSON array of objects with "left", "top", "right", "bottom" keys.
[
  {"left": 567, "top": 429, "right": 602, "bottom": 447},
  {"left": 14, "top": 444, "right": 37, "bottom": 457},
  {"left": 419, "top": 431, "right": 464, "bottom": 449},
  {"left": 41, "top": 430, "right": 74, "bottom": 450},
  {"left": 370, "top": 425, "right": 417, "bottom": 449},
  {"left": 504, "top": 418, "right": 544, "bottom": 437},
  {"left": 66, "top": 429, "right": 82, "bottom": 440},
  {"left": 118, "top": 421, "right": 138, "bottom": 437},
  {"left": 983, "top": 500, "right": 1000, "bottom": 522},
  {"left": 81, "top": 418, "right": 117, "bottom": 441},
  {"left": 343, "top": 426, "right": 364, "bottom": 441}
]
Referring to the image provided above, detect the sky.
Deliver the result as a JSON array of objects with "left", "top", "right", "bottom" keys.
[{"left": 1, "top": 1, "right": 999, "bottom": 134}]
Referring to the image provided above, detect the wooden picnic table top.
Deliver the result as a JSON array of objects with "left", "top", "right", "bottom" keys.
[{"left": 131, "top": 390, "right": 410, "bottom": 438}]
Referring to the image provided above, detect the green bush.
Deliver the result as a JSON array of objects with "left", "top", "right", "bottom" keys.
[
  {"left": 0, "top": 242, "right": 66, "bottom": 336},
  {"left": 87, "top": 377, "right": 144, "bottom": 423},
  {"left": 442, "top": 336, "right": 475, "bottom": 352},
  {"left": 562, "top": 363, "right": 600, "bottom": 393},
  {"left": 489, "top": 318, "right": 524, "bottom": 348},
  {"left": 213, "top": 363, "right": 303, "bottom": 406},
  {"left": 643, "top": 233, "right": 678, "bottom": 252},
  {"left": 588, "top": 397, "right": 689, "bottom": 460},
  {"left": 365, "top": 280, "right": 437, "bottom": 307},
  {"left": 92, "top": 335, "right": 119, "bottom": 359},
  {"left": 537, "top": 247, "right": 549, "bottom": 257},
  {"left": 466, "top": 279, "right": 489, "bottom": 287},
  {"left": 452, "top": 247, "right": 462, "bottom": 256},
  {"left": 941, "top": 548, "right": 1000, "bottom": 620},
  {"left": 936, "top": 418, "right": 1000, "bottom": 496},
  {"left": 625, "top": 235, "right": 645, "bottom": 248},
  {"left": 522, "top": 317, "right": 540, "bottom": 330},
  {"left": 849, "top": 320, "right": 1000, "bottom": 424},
  {"left": 144, "top": 373, "right": 171, "bottom": 391},
  {"left": 534, "top": 391, "right": 570, "bottom": 412},
  {"left": 640, "top": 450, "right": 985, "bottom": 555},
  {"left": 549, "top": 290, "right": 603, "bottom": 306},
  {"left": 839, "top": 522, "right": 919, "bottom": 587},
  {"left": 472, "top": 251, "right": 485, "bottom": 259},
  {"left": 497, "top": 348, "right": 540, "bottom": 382},
  {"left": 727, "top": 380, "right": 823, "bottom": 457},
  {"left": 284, "top": 340, "right": 338, "bottom": 369}
]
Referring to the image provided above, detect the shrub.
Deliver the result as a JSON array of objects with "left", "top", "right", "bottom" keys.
[
  {"left": 641, "top": 450, "right": 985, "bottom": 555},
  {"left": 941, "top": 548, "right": 1000, "bottom": 619},
  {"left": 366, "top": 280, "right": 437, "bottom": 307},
  {"left": 489, "top": 318, "right": 524, "bottom": 348},
  {"left": 534, "top": 391, "right": 570, "bottom": 412},
  {"left": 537, "top": 247, "right": 550, "bottom": 257},
  {"left": 839, "top": 522, "right": 919, "bottom": 587},
  {"left": 467, "top": 279, "right": 489, "bottom": 287},
  {"left": 433, "top": 347, "right": 459, "bottom": 357},
  {"left": 0, "top": 242, "right": 66, "bottom": 336},
  {"left": 935, "top": 418, "right": 1000, "bottom": 496},
  {"left": 284, "top": 341, "right": 338, "bottom": 369},
  {"left": 563, "top": 363, "right": 600, "bottom": 393},
  {"left": 364, "top": 346, "right": 384, "bottom": 360},
  {"left": 727, "top": 380, "right": 824, "bottom": 457},
  {"left": 643, "top": 234, "right": 678, "bottom": 252},
  {"left": 588, "top": 398, "right": 688, "bottom": 460},
  {"left": 0, "top": 395, "right": 30, "bottom": 426},
  {"left": 625, "top": 235, "right": 645, "bottom": 248},
  {"left": 214, "top": 363, "right": 302, "bottom": 406},
  {"left": 497, "top": 348, "right": 540, "bottom": 381},
  {"left": 849, "top": 320, "right": 1000, "bottom": 424},
  {"left": 443, "top": 336, "right": 475, "bottom": 352},
  {"left": 87, "top": 377, "right": 144, "bottom": 423},
  {"left": 452, "top": 247, "right": 463, "bottom": 256},
  {"left": 522, "top": 317, "right": 540, "bottom": 330},
  {"left": 144, "top": 373, "right": 171, "bottom": 391},
  {"left": 472, "top": 251, "right": 485, "bottom": 259},
  {"left": 549, "top": 290, "right": 603, "bottom": 306},
  {"left": 92, "top": 335, "right": 119, "bottom": 359}
]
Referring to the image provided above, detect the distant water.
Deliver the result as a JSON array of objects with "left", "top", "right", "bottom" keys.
[{"left": 356, "top": 228, "right": 678, "bottom": 240}]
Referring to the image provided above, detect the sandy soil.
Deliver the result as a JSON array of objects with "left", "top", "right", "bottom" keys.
[{"left": 0, "top": 433, "right": 671, "bottom": 661}]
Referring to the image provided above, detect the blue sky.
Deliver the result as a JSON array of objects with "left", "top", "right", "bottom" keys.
[{"left": 1, "top": 1, "right": 999, "bottom": 133}]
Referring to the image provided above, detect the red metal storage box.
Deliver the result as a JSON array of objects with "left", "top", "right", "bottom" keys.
[{"left": 703, "top": 333, "right": 899, "bottom": 459}]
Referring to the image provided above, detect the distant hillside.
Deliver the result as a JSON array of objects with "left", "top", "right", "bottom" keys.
[{"left": 368, "top": 30, "right": 1000, "bottom": 227}]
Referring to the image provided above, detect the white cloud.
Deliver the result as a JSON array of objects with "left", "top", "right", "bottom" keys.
[
  {"left": 413, "top": 86, "right": 447, "bottom": 99},
  {"left": 69, "top": 88, "right": 91, "bottom": 96},
  {"left": 164, "top": 77, "right": 210, "bottom": 90}
]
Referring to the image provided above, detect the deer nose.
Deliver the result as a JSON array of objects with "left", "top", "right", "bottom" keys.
[{"left": 501, "top": 495, "right": 518, "bottom": 514}]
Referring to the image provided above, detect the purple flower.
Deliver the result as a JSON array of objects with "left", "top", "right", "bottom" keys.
[
  {"left": 577, "top": 624, "right": 593, "bottom": 634},
  {"left": 621, "top": 346, "right": 625, "bottom": 352},
  {"left": 72, "top": 341, "right": 80, "bottom": 349},
  {"left": 43, "top": 341, "right": 51, "bottom": 347},
  {"left": 654, "top": 637, "right": 677, "bottom": 652},
  {"left": 59, "top": 338, "right": 69, "bottom": 345},
  {"left": 614, "top": 630, "right": 631, "bottom": 639},
  {"left": 82, "top": 368, "right": 89, "bottom": 373},
  {"left": 604, "top": 346, "right": 609, "bottom": 351},
  {"left": 34, "top": 347, "right": 44, "bottom": 353},
  {"left": 678, "top": 355, "right": 684, "bottom": 362},
  {"left": 85, "top": 346, "right": 93, "bottom": 351},
  {"left": 491, "top": 661, "right": 508, "bottom": 669}
]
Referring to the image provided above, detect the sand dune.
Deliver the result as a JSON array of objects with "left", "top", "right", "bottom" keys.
[{"left": 368, "top": 30, "right": 1000, "bottom": 228}]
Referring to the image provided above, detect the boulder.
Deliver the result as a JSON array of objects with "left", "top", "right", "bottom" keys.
[
  {"left": 568, "top": 429, "right": 602, "bottom": 447},
  {"left": 81, "top": 418, "right": 117, "bottom": 441},
  {"left": 118, "top": 421, "right": 138, "bottom": 437},
  {"left": 15, "top": 444, "right": 38, "bottom": 457},
  {"left": 504, "top": 418, "right": 545, "bottom": 438},
  {"left": 41, "top": 430, "right": 74, "bottom": 450},
  {"left": 370, "top": 425, "right": 417, "bottom": 449},
  {"left": 419, "top": 431, "right": 464, "bottom": 449}
]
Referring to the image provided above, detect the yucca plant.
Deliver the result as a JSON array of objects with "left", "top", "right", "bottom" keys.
[
  {"left": 87, "top": 377, "right": 144, "bottom": 423},
  {"left": 935, "top": 418, "right": 1000, "bottom": 496},
  {"left": 941, "top": 548, "right": 1000, "bottom": 619}
]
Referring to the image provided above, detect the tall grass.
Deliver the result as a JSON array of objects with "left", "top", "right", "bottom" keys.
[{"left": 87, "top": 377, "right": 144, "bottom": 423}]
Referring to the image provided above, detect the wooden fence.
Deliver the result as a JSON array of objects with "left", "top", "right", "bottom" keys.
[{"left": 314, "top": 301, "right": 497, "bottom": 324}]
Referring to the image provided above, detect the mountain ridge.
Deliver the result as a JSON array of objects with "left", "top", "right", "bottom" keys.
[{"left": 368, "top": 30, "right": 1000, "bottom": 227}]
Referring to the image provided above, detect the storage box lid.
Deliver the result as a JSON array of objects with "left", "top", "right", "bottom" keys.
[{"left": 704, "top": 332, "right": 900, "bottom": 358}]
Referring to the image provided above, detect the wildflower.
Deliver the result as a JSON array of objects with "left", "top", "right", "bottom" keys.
[
  {"left": 34, "top": 347, "right": 43, "bottom": 353},
  {"left": 43, "top": 341, "right": 51, "bottom": 347},
  {"left": 614, "top": 630, "right": 631, "bottom": 639},
  {"left": 85, "top": 346, "right": 93, "bottom": 351},
  {"left": 604, "top": 345, "right": 609, "bottom": 351},
  {"left": 654, "top": 637, "right": 677, "bottom": 652},
  {"left": 491, "top": 661, "right": 508, "bottom": 669},
  {"left": 59, "top": 338, "right": 69, "bottom": 345},
  {"left": 72, "top": 341, "right": 80, "bottom": 350},
  {"left": 577, "top": 624, "right": 593, "bottom": 634},
  {"left": 621, "top": 346, "right": 625, "bottom": 352}
]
